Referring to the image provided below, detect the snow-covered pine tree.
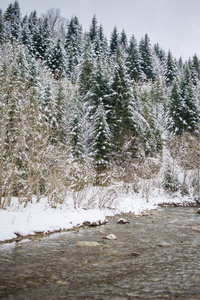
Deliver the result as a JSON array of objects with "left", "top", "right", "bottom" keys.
[
  {"left": 188, "top": 57, "right": 199, "bottom": 86},
  {"left": 139, "top": 87, "right": 162, "bottom": 154},
  {"left": 153, "top": 43, "right": 166, "bottom": 63},
  {"left": 64, "top": 16, "right": 83, "bottom": 83},
  {"left": 54, "top": 80, "right": 67, "bottom": 143},
  {"left": 110, "top": 47, "right": 136, "bottom": 149},
  {"left": 167, "top": 78, "right": 185, "bottom": 135},
  {"left": 89, "top": 15, "right": 98, "bottom": 43},
  {"left": 110, "top": 26, "right": 119, "bottom": 56},
  {"left": 85, "top": 58, "right": 112, "bottom": 119},
  {"left": 47, "top": 38, "right": 66, "bottom": 79},
  {"left": 126, "top": 34, "right": 144, "bottom": 82},
  {"left": 139, "top": 34, "right": 155, "bottom": 82},
  {"left": 180, "top": 64, "right": 199, "bottom": 134},
  {"left": 192, "top": 54, "right": 200, "bottom": 80},
  {"left": 31, "top": 16, "right": 51, "bottom": 60},
  {"left": 78, "top": 36, "right": 94, "bottom": 96},
  {"left": 119, "top": 29, "right": 128, "bottom": 60},
  {"left": 91, "top": 100, "right": 111, "bottom": 184},
  {"left": 165, "top": 50, "right": 177, "bottom": 86},
  {"left": 3, "top": 0, "right": 21, "bottom": 42}
]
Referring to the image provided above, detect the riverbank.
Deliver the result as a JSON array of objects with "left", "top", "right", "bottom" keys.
[{"left": 0, "top": 186, "right": 197, "bottom": 244}]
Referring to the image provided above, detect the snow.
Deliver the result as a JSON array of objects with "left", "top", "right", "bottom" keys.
[{"left": 0, "top": 187, "right": 195, "bottom": 242}]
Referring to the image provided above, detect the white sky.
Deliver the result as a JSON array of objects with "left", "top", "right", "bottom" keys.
[{"left": 1, "top": 0, "right": 200, "bottom": 61}]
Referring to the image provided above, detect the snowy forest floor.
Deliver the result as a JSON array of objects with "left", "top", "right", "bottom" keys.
[{"left": 0, "top": 186, "right": 197, "bottom": 244}]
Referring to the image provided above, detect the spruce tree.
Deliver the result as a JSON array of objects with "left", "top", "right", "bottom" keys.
[
  {"left": 111, "top": 48, "right": 135, "bottom": 148},
  {"left": 126, "top": 35, "right": 143, "bottom": 82},
  {"left": 168, "top": 78, "right": 184, "bottom": 134},
  {"left": 91, "top": 100, "right": 111, "bottom": 179},
  {"left": 85, "top": 58, "right": 112, "bottom": 118},
  {"left": 165, "top": 50, "right": 177, "bottom": 86},
  {"left": 120, "top": 29, "right": 128, "bottom": 58},
  {"left": 32, "top": 16, "right": 51, "bottom": 60},
  {"left": 89, "top": 15, "right": 98, "bottom": 43},
  {"left": 3, "top": 1, "right": 21, "bottom": 42},
  {"left": 78, "top": 41, "right": 94, "bottom": 96},
  {"left": 47, "top": 38, "right": 66, "bottom": 79},
  {"left": 65, "top": 16, "right": 83, "bottom": 82},
  {"left": 139, "top": 34, "right": 155, "bottom": 81},
  {"left": 181, "top": 65, "right": 199, "bottom": 134},
  {"left": 192, "top": 54, "right": 200, "bottom": 79},
  {"left": 110, "top": 26, "right": 119, "bottom": 55}
]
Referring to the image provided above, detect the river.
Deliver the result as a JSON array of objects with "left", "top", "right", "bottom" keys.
[{"left": 0, "top": 207, "right": 200, "bottom": 299}]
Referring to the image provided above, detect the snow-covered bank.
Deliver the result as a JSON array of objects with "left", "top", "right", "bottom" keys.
[{"left": 0, "top": 187, "right": 197, "bottom": 243}]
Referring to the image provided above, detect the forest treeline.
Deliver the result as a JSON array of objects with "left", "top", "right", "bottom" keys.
[{"left": 1, "top": 1, "right": 200, "bottom": 208}]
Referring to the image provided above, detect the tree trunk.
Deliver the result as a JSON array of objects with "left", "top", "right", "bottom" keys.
[{"left": 181, "top": 170, "right": 187, "bottom": 196}]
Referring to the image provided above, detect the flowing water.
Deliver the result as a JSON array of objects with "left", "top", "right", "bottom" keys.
[{"left": 0, "top": 207, "right": 200, "bottom": 299}]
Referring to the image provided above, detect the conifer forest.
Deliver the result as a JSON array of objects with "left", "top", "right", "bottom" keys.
[{"left": 1, "top": 1, "right": 200, "bottom": 208}]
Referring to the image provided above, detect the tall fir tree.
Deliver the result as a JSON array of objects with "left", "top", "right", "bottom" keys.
[
  {"left": 126, "top": 34, "right": 143, "bottom": 82},
  {"left": 168, "top": 78, "right": 184, "bottom": 134},
  {"left": 3, "top": 1, "right": 21, "bottom": 42},
  {"left": 65, "top": 16, "right": 83, "bottom": 82},
  {"left": 31, "top": 16, "right": 51, "bottom": 60},
  {"left": 111, "top": 48, "right": 136, "bottom": 148},
  {"left": 89, "top": 15, "right": 98, "bottom": 43},
  {"left": 139, "top": 34, "right": 155, "bottom": 81},
  {"left": 91, "top": 100, "right": 111, "bottom": 180},
  {"left": 110, "top": 26, "right": 119, "bottom": 56},
  {"left": 165, "top": 50, "right": 177, "bottom": 86},
  {"left": 47, "top": 38, "right": 66, "bottom": 79},
  {"left": 192, "top": 54, "right": 200, "bottom": 80}
]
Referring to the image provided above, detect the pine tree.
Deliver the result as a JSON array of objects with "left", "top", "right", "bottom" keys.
[
  {"left": 192, "top": 54, "right": 200, "bottom": 79},
  {"left": 188, "top": 57, "right": 199, "bottom": 86},
  {"left": 165, "top": 50, "right": 177, "bottom": 86},
  {"left": 78, "top": 42, "right": 94, "bottom": 96},
  {"left": 47, "top": 38, "right": 66, "bottom": 79},
  {"left": 120, "top": 29, "right": 128, "bottom": 56},
  {"left": 89, "top": 15, "right": 98, "bottom": 43},
  {"left": 65, "top": 16, "right": 83, "bottom": 82},
  {"left": 85, "top": 58, "right": 112, "bottom": 118},
  {"left": 110, "top": 26, "right": 119, "bottom": 55},
  {"left": 32, "top": 16, "right": 51, "bottom": 60},
  {"left": 111, "top": 48, "right": 135, "bottom": 148},
  {"left": 139, "top": 34, "right": 155, "bottom": 81},
  {"left": 98, "top": 25, "right": 109, "bottom": 59},
  {"left": 91, "top": 100, "right": 111, "bottom": 179},
  {"left": 168, "top": 78, "right": 184, "bottom": 135},
  {"left": 153, "top": 43, "right": 166, "bottom": 63},
  {"left": 126, "top": 34, "right": 143, "bottom": 82},
  {"left": 54, "top": 81, "right": 67, "bottom": 143},
  {"left": 182, "top": 81, "right": 199, "bottom": 133},
  {"left": 3, "top": 1, "right": 21, "bottom": 42}
]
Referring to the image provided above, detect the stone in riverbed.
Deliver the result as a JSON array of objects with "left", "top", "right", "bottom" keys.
[
  {"left": 102, "top": 234, "right": 117, "bottom": 240},
  {"left": 131, "top": 252, "right": 140, "bottom": 256},
  {"left": 75, "top": 241, "right": 100, "bottom": 247},
  {"left": 117, "top": 218, "right": 129, "bottom": 224},
  {"left": 197, "top": 208, "right": 200, "bottom": 214}
]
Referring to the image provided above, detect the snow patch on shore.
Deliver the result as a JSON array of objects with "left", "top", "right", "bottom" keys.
[{"left": 0, "top": 187, "right": 195, "bottom": 242}]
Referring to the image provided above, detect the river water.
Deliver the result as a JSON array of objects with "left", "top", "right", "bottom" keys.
[{"left": 0, "top": 207, "right": 200, "bottom": 299}]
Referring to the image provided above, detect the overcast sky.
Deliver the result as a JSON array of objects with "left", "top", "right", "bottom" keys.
[{"left": 1, "top": 0, "right": 200, "bottom": 61}]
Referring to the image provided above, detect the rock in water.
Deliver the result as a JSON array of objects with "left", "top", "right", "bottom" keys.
[
  {"left": 131, "top": 252, "right": 140, "bottom": 256},
  {"left": 117, "top": 218, "right": 129, "bottom": 224},
  {"left": 75, "top": 241, "right": 100, "bottom": 247},
  {"left": 102, "top": 234, "right": 117, "bottom": 240},
  {"left": 197, "top": 208, "right": 200, "bottom": 214}
]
